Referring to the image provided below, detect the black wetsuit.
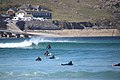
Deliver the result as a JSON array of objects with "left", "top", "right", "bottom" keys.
[
  {"left": 47, "top": 44, "right": 51, "bottom": 49},
  {"left": 113, "top": 63, "right": 120, "bottom": 66},
  {"left": 49, "top": 55, "right": 55, "bottom": 59},
  {"left": 35, "top": 57, "right": 41, "bottom": 61},
  {"left": 44, "top": 51, "right": 49, "bottom": 56},
  {"left": 61, "top": 61, "right": 73, "bottom": 66}
]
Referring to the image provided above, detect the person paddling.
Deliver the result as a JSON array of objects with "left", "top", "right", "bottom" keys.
[
  {"left": 112, "top": 63, "right": 120, "bottom": 66},
  {"left": 44, "top": 44, "right": 52, "bottom": 58},
  {"left": 61, "top": 61, "right": 73, "bottom": 66},
  {"left": 49, "top": 55, "right": 55, "bottom": 59},
  {"left": 44, "top": 50, "right": 50, "bottom": 56}
]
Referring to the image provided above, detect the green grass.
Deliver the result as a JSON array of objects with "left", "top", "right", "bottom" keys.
[{"left": 44, "top": 0, "right": 113, "bottom": 22}]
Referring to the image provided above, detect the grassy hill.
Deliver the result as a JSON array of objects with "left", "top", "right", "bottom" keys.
[
  {"left": 36, "top": 0, "right": 113, "bottom": 22},
  {"left": 0, "top": 0, "right": 115, "bottom": 22}
]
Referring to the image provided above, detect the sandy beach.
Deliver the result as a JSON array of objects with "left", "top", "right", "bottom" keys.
[{"left": 26, "top": 29, "right": 120, "bottom": 37}]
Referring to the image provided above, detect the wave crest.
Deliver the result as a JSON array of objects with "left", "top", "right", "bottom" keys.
[
  {"left": 0, "top": 37, "right": 77, "bottom": 48},
  {"left": 0, "top": 40, "right": 32, "bottom": 48}
]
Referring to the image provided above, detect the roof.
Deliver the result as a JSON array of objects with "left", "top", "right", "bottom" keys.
[
  {"left": 26, "top": 11, "right": 51, "bottom": 14},
  {"left": 7, "top": 8, "right": 17, "bottom": 12},
  {"left": 18, "top": 4, "right": 28, "bottom": 9},
  {"left": 16, "top": 10, "right": 27, "bottom": 14}
]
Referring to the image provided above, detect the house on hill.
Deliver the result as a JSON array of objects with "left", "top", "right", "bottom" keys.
[
  {"left": 16, "top": 10, "right": 27, "bottom": 19},
  {"left": 6, "top": 8, "right": 17, "bottom": 16},
  {"left": 14, "top": 9, "right": 52, "bottom": 20},
  {"left": 24, "top": 14, "right": 33, "bottom": 21},
  {"left": 8, "top": 4, "right": 52, "bottom": 21},
  {"left": 27, "top": 11, "right": 52, "bottom": 19}
]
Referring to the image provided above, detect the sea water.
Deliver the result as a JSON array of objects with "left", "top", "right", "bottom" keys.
[{"left": 0, "top": 36, "right": 120, "bottom": 80}]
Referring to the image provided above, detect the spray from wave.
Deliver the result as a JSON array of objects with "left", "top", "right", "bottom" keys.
[{"left": 0, "top": 40, "right": 32, "bottom": 48}]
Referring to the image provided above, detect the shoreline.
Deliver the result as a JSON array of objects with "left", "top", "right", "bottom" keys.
[
  {"left": 0, "top": 29, "right": 120, "bottom": 38},
  {"left": 26, "top": 29, "right": 120, "bottom": 37}
]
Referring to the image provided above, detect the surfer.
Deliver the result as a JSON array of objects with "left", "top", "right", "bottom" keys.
[
  {"left": 112, "top": 63, "right": 120, "bottom": 66},
  {"left": 46, "top": 44, "right": 51, "bottom": 49},
  {"left": 49, "top": 55, "right": 55, "bottom": 59},
  {"left": 61, "top": 61, "right": 73, "bottom": 66},
  {"left": 44, "top": 50, "right": 50, "bottom": 56},
  {"left": 35, "top": 57, "right": 41, "bottom": 61}
]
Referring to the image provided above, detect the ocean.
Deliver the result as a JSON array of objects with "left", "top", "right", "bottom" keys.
[{"left": 0, "top": 36, "right": 120, "bottom": 80}]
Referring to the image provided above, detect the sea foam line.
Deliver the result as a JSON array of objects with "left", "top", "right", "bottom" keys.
[{"left": 0, "top": 40, "right": 32, "bottom": 48}]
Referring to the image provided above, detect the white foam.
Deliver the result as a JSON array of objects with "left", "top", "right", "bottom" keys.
[
  {"left": 0, "top": 40, "right": 32, "bottom": 48},
  {"left": 30, "top": 36, "right": 76, "bottom": 43}
]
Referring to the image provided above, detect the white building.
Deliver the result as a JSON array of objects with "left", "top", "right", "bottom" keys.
[
  {"left": 12, "top": 17, "right": 19, "bottom": 20},
  {"left": 15, "top": 10, "right": 27, "bottom": 19}
]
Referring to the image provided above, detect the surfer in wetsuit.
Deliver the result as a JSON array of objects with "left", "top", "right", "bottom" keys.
[
  {"left": 46, "top": 44, "right": 51, "bottom": 49},
  {"left": 112, "top": 63, "right": 120, "bottom": 66},
  {"left": 61, "top": 61, "right": 73, "bottom": 66},
  {"left": 49, "top": 55, "right": 55, "bottom": 59},
  {"left": 68, "top": 61, "right": 73, "bottom": 65},
  {"left": 35, "top": 57, "right": 41, "bottom": 61},
  {"left": 44, "top": 50, "right": 50, "bottom": 56}
]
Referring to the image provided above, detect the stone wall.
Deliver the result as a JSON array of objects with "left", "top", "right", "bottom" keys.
[
  {"left": 52, "top": 20, "right": 93, "bottom": 29},
  {"left": 25, "top": 21, "right": 61, "bottom": 30}
]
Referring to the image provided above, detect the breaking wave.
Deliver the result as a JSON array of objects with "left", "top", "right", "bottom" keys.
[
  {"left": 0, "top": 37, "right": 76, "bottom": 48},
  {"left": 0, "top": 40, "right": 32, "bottom": 48},
  {"left": 0, "top": 36, "right": 120, "bottom": 48}
]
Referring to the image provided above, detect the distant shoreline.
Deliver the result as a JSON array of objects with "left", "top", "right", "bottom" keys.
[
  {"left": 26, "top": 29, "right": 120, "bottom": 37},
  {"left": 0, "top": 29, "right": 120, "bottom": 38}
]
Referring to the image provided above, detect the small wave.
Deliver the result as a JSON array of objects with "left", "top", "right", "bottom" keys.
[{"left": 0, "top": 71, "right": 120, "bottom": 79}]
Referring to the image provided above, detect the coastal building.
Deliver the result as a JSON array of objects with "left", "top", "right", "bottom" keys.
[
  {"left": 11, "top": 4, "right": 52, "bottom": 21},
  {"left": 24, "top": 14, "right": 33, "bottom": 21},
  {"left": 15, "top": 10, "right": 27, "bottom": 19},
  {"left": 14, "top": 10, "right": 52, "bottom": 20},
  {"left": 27, "top": 11, "right": 52, "bottom": 19},
  {"left": 6, "top": 8, "right": 17, "bottom": 16}
]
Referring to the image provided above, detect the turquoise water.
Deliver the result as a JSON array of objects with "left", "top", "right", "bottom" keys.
[{"left": 0, "top": 36, "right": 120, "bottom": 80}]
